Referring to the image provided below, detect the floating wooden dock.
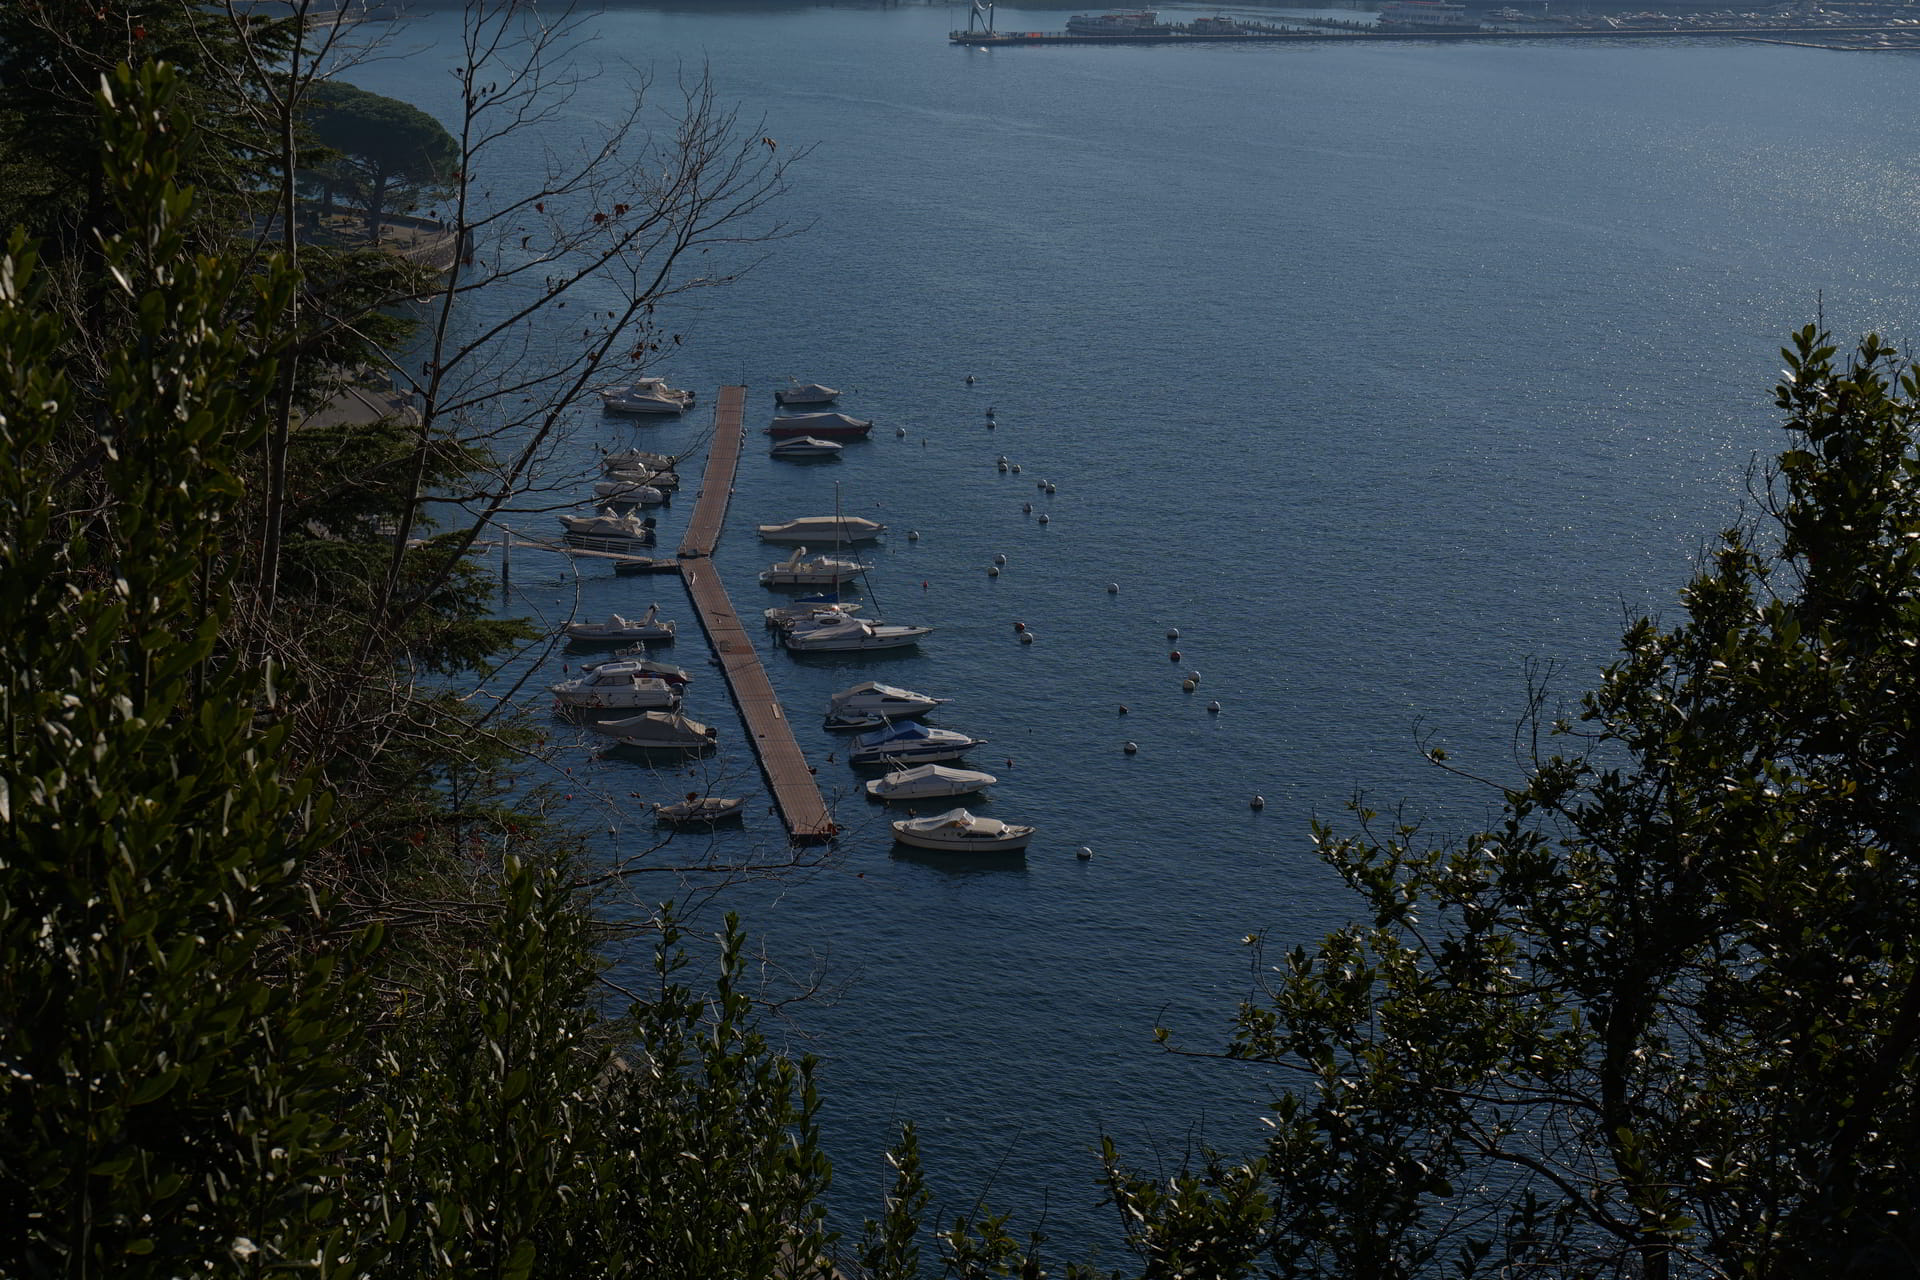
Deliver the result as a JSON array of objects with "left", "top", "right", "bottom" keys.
[{"left": 678, "top": 387, "right": 837, "bottom": 844}]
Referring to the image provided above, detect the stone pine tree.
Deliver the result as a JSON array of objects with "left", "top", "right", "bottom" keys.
[
  {"left": 305, "top": 79, "right": 459, "bottom": 244},
  {"left": 1101, "top": 327, "right": 1920, "bottom": 1280}
]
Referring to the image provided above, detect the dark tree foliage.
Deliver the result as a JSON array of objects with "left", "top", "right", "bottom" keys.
[
  {"left": 1103, "top": 328, "right": 1920, "bottom": 1279},
  {"left": 0, "top": 0, "right": 295, "bottom": 247},
  {"left": 0, "top": 61, "right": 839, "bottom": 1280}
]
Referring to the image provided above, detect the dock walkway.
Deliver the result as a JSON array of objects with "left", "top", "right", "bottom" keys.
[{"left": 678, "top": 388, "right": 836, "bottom": 844}]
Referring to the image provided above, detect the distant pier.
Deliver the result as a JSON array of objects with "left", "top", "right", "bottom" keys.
[
  {"left": 677, "top": 387, "right": 837, "bottom": 845},
  {"left": 950, "top": 22, "right": 1920, "bottom": 46}
]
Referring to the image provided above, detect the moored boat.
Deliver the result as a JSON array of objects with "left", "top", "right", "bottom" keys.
[
  {"left": 890, "top": 807, "right": 1033, "bottom": 853},
  {"left": 826, "top": 681, "right": 948, "bottom": 727},
  {"left": 563, "top": 603, "right": 676, "bottom": 644},
  {"left": 770, "top": 436, "right": 844, "bottom": 459},
  {"left": 848, "top": 720, "right": 982, "bottom": 765},
  {"left": 759, "top": 547, "right": 872, "bottom": 586},
  {"left": 593, "top": 477, "right": 666, "bottom": 505},
  {"left": 765, "top": 601, "right": 864, "bottom": 631},
  {"left": 655, "top": 793, "right": 747, "bottom": 824},
  {"left": 774, "top": 379, "right": 841, "bottom": 406},
  {"left": 559, "top": 511, "right": 656, "bottom": 552},
  {"left": 578, "top": 654, "right": 693, "bottom": 684},
  {"left": 757, "top": 515, "right": 886, "bottom": 543},
  {"left": 600, "top": 377, "right": 695, "bottom": 415},
  {"left": 592, "top": 710, "right": 718, "bottom": 750},
  {"left": 601, "top": 447, "right": 677, "bottom": 473},
  {"left": 767, "top": 411, "right": 873, "bottom": 439},
  {"left": 866, "top": 763, "right": 997, "bottom": 801},
  {"left": 783, "top": 618, "right": 931, "bottom": 653},
  {"left": 550, "top": 664, "right": 682, "bottom": 711}
]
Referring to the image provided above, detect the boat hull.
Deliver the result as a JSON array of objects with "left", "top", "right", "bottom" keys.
[{"left": 890, "top": 827, "right": 1032, "bottom": 852}]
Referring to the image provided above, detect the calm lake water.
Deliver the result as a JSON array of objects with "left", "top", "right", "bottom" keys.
[{"left": 353, "top": 4, "right": 1920, "bottom": 1257}]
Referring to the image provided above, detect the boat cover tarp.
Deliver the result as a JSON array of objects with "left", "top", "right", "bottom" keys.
[{"left": 770, "top": 412, "right": 870, "bottom": 430}]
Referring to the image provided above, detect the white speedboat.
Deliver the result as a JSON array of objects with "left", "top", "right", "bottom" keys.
[
  {"left": 578, "top": 654, "right": 693, "bottom": 685},
  {"left": 563, "top": 604, "right": 675, "bottom": 644},
  {"left": 765, "top": 601, "right": 863, "bottom": 631},
  {"left": 559, "top": 512, "right": 656, "bottom": 551},
  {"left": 551, "top": 664, "right": 682, "bottom": 710},
  {"left": 757, "top": 515, "right": 886, "bottom": 544},
  {"left": 759, "top": 548, "right": 872, "bottom": 586},
  {"left": 890, "top": 807, "right": 1033, "bottom": 853},
  {"left": 770, "top": 436, "right": 844, "bottom": 459},
  {"left": 774, "top": 379, "right": 840, "bottom": 406},
  {"left": 848, "top": 721, "right": 982, "bottom": 765},
  {"left": 865, "top": 763, "right": 996, "bottom": 801},
  {"left": 826, "top": 681, "right": 948, "bottom": 727},
  {"left": 767, "top": 412, "right": 873, "bottom": 439},
  {"left": 783, "top": 618, "right": 931, "bottom": 653},
  {"left": 655, "top": 794, "right": 747, "bottom": 824},
  {"left": 593, "top": 477, "right": 666, "bottom": 505},
  {"left": 592, "top": 710, "right": 717, "bottom": 750},
  {"left": 600, "top": 377, "right": 695, "bottom": 415}
]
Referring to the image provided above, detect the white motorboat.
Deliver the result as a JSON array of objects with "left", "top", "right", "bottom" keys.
[
  {"left": 559, "top": 511, "right": 656, "bottom": 551},
  {"left": 606, "top": 465, "right": 680, "bottom": 491},
  {"left": 759, "top": 548, "right": 872, "bottom": 587},
  {"left": 865, "top": 763, "right": 997, "bottom": 801},
  {"left": 600, "top": 377, "right": 695, "bottom": 415},
  {"left": 770, "top": 436, "right": 844, "bottom": 459},
  {"left": 593, "top": 477, "right": 666, "bottom": 505},
  {"left": 767, "top": 412, "right": 873, "bottom": 439},
  {"left": 774, "top": 379, "right": 840, "bottom": 406},
  {"left": 765, "top": 601, "right": 863, "bottom": 631},
  {"left": 551, "top": 664, "right": 682, "bottom": 711},
  {"left": 783, "top": 618, "right": 931, "bottom": 653},
  {"left": 890, "top": 807, "right": 1033, "bottom": 853},
  {"left": 601, "top": 448, "right": 677, "bottom": 473},
  {"left": 578, "top": 654, "right": 693, "bottom": 685},
  {"left": 592, "top": 710, "right": 717, "bottom": 750},
  {"left": 563, "top": 604, "right": 676, "bottom": 644},
  {"left": 848, "top": 721, "right": 982, "bottom": 765},
  {"left": 826, "top": 681, "right": 948, "bottom": 727},
  {"left": 655, "top": 794, "right": 747, "bottom": 824},
  {"left": 757, "top": 515, "right": 886, "bottom": 544}
]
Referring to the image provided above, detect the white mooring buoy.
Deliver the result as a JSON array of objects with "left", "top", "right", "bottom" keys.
[
  {"left": 1207, "top": 700, "right": 1221, "bottom": 713},
  {"left": 1020, "top": 631, "right": 1035, "bottom": 644},
  {"left": 1123, "top": 741, "right": 1138, "bottom": 754},
  {"left": 988, "top": 565, "right": 1000, "bottom": 577},
  {"left": 1251, "top": 795, "right": 1266, "bottom": 810},
  {"left": 1107, "top": 582, "right": 1119, "bottom": 594},
  {"left": 1077, "top": 846, "right": 1093, "bottom": 861},
  {"left": 994, "top": 554, "right": 1007, "bottom": 565}
]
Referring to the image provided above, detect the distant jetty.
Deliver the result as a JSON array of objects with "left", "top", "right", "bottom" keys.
[{"left": 950, "top": 7, "right": 1920, "bottom": 48}]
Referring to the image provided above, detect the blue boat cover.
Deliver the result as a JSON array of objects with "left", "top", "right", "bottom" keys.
[{"left": 855, "top": 721, "right": 931, "bottom": 747}]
